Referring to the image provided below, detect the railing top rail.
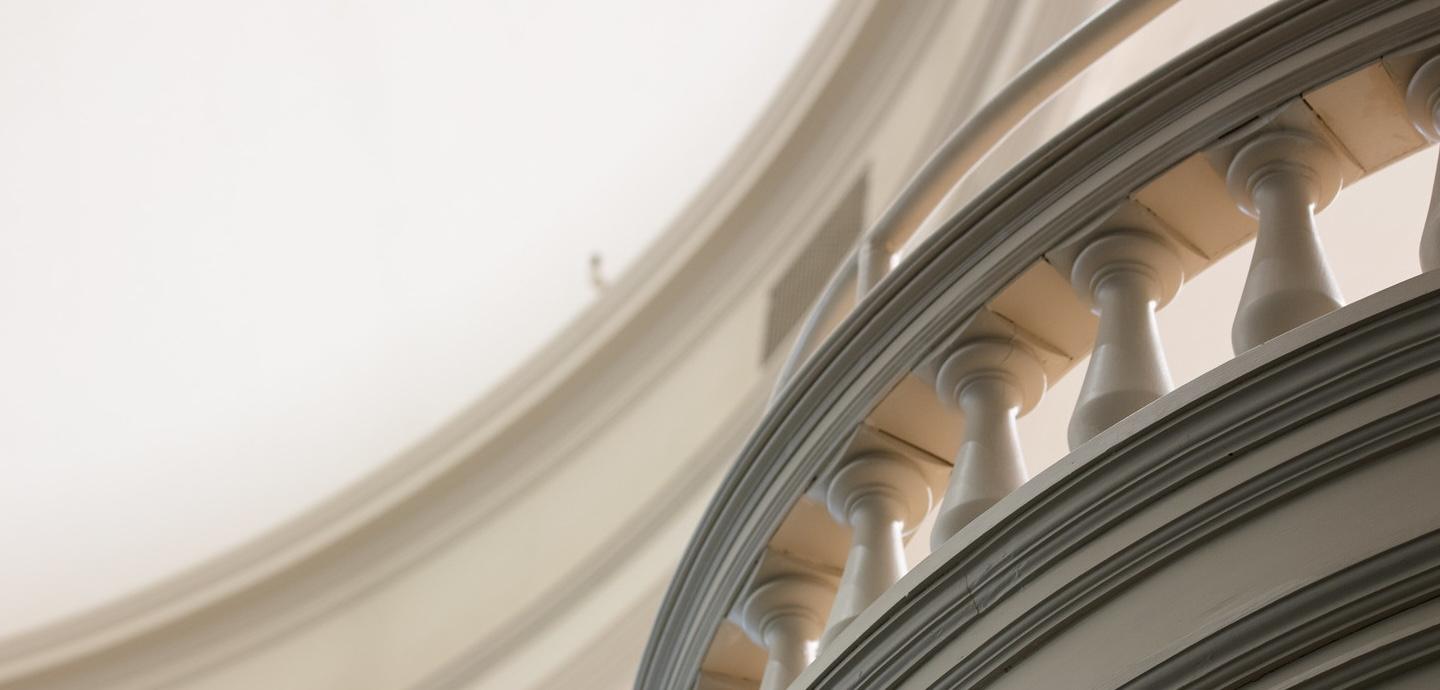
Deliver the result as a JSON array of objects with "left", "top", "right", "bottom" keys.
[
  {"left": 640, "top": 1, "right": 1440, "bottom": 687},
  {"left": 773, "top": 0, "right": 1180, "bottom": 400}
]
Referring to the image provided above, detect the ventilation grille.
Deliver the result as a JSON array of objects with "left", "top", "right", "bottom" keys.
[{"left": 762, "top": 177, "right": 866, "bottom": 362}]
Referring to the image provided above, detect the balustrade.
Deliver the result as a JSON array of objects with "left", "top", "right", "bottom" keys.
[
  {"left": 657, "top": 24, "right": 1440, "bottom": 690},
  {"left": 716, "top": 108, "right": 1416, "bottom": 690}
]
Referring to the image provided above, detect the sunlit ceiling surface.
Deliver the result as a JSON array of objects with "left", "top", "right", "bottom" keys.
[{"left": 0, "top": 0, "right": 834, "bottom": 637}]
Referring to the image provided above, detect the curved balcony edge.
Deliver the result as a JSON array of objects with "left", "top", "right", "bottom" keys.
[
  {"left": 638, "top": 0, "right": 1440, "bottom": 687},
  {"left": 801, "top": 269, "right": 1440, "bottom": 688}
]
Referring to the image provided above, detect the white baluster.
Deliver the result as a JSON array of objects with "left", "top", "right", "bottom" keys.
[
  {"left": 930, "top": 339, "right": 1046, "bottom": 549},
  {"left": 740, "top": 575, "right": 833, "bottom": 690},
  {"left": 1225, "top": 130, "right": 1345, "bottom": 353},
  {"left": 1406, "top": 55, "right": 1440, "bottom": 273},
  {"left": 819, "top": 452, "right": 932, "bottom": 647},
  {"left": 1067, "top": 230, "right": 1183, "bottom": 449}
]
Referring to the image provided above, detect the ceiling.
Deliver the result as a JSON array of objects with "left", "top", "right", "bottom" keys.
[{"left": 0, "top": 0, "right": 834, "bottom": 638}]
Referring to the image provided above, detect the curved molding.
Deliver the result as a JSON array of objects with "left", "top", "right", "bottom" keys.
[
  {"left": 638, "top": 1, "right": 1440, "bottom": 687},
  {"left": 1276, "top": 618, "right": 1440, "bottom": 687},
  {"left": 804, "top": 271, "right": 1440, "bottom": 688},
  {"left": 1123, "top": 531, "right": 1440, "bottom": 689},
  {"left": 0, "top": 0, "right": 888, "bottom": 684},
  {"left": 410, "top": 380, "right": 769, "bottom": 690}
]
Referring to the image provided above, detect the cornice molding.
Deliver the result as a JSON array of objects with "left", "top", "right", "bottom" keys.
[
  {"left": 1276, "top": 613, "right": 1440, "bottom": 687},
  {"left": 1123, "top": 530, "right": 1440, "bottom": 689},
  {"left": 639, "top": 1, "right": 1440, "bottom": 687},
  {"left": 922, "top": 286, "right": 1440, "bottom": 687},
  {"left": 410, "top": 378, "right": 770, "bottom": 690},
  {"left": 805, "top": 270, "right": 1440, "bottom": 688}
]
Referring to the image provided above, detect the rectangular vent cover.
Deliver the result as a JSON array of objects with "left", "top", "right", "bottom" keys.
[{"left": 762, "top": 177, "right": 866, "bottom": 362}]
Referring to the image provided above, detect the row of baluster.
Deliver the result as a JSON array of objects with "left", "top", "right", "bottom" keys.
[{"left": 727, "top": 57, "right": 1440, "bottom": 690}]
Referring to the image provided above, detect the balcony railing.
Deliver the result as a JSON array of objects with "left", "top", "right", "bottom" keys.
[{"left": 639, "top": 1, "right": 1440, "bottom": 688}]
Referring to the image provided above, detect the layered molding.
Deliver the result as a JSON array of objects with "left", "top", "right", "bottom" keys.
[
  {"left": 410, "top": 378, "right": 771, "bottom": 690},
  {"left": 1260, "top": 609, "right": 1440, "bottom": 687},
  {"left": 1124, "top": 531, "right": 1440, "bottom": 689},
  {"left": 638, "top": 1, "right": 1440, "bottom": 687},
  {"left": 803, "top": 272, "right": 1440, "bottom": 687}
]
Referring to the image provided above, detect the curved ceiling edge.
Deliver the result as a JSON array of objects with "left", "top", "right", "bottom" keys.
[
  {"left": 0, "top": 0, "right": 871, "bottom": 679},
  {"left": 0, "top": 0, "right": 969, "bottom": 686}
]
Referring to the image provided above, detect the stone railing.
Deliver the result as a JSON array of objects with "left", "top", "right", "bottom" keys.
[{"left": 638, "top": 1, "right": 1440, "bottom": 688}]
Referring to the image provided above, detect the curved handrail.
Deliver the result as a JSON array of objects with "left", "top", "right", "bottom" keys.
[
  {"left": 775, "top": 0, "right": 1179, "bottom": 397},
  {"left": 640, "top": 0, "right": 1440, "bottom": 686},
  {"left": 770, "top": 249, "right": 857, "bottom": 403}
]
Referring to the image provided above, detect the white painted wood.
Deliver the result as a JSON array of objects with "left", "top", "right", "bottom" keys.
[
  {"left": 1420, "top": 153, "right": 1440, "bottom": 273},
  {"left": 847, "top": 0, "right": 1181, "bottom": 295},
  {"left": 1225, "top": 130, "right": 1346, "bottom": 353},
  {"left": 930, "top": 340, "right": 1046, "bottom": 549},
  {"left": 795, "top": 272, "right": 1440, "bottom": 690},
  {"left": 739, "top": 575, "right": 833, "bottom": 690},
  {"left": 1066, "top": 230, "right": 1183, "bottom": 449},
  {"left": 819, "top": 452, "right": 932, "bottom": 647},
  {"left": 1406, "top": 55, "right": 1440, "bottom": 273},
  {"left": 648, "top": 5, "right": 1440, "bottom": 685}
]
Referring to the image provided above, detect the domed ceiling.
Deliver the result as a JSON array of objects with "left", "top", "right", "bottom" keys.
[{"left": 0, "top": 0, "right": 834, "bottom": 638}]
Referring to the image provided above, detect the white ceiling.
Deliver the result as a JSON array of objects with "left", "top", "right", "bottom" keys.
[{"left": 0, "top": 0, "right": 834, "bottom": 638}]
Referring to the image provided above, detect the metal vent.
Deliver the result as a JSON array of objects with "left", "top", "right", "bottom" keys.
[{"left": 762, "top": 177, "right": 866, "bottom": 362}]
